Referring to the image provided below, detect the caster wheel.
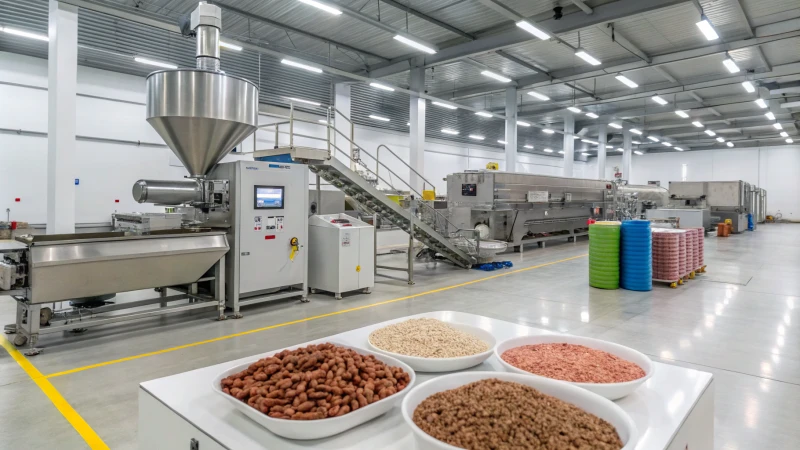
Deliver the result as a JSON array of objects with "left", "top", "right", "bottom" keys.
[
  {"left": 670, "top": 282, "right": 677, "bottom": 289},
  {"left": 362, "top": 288, "right": 372, "bottom": 294},
  {"left": 334, "top": 294, "right": 342, "bottom": 300},
  {"left": 232, "top": 313, "right": 244, "bottom": 319},
  {"left": 689, "top": 272, "right": 695, "bottom": 279},
  {"left": 13, "top": 334, "right": 27, "bottom": 346},
  {"left": 678, "top": 279, "right": 684, "bottom": 285},
  {"left": 300, "top": 297, "right": 310, "bottom": 303}
]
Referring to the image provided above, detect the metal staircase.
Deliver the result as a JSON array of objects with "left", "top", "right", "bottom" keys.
[
  {"left": 310, "top": 157, "right": 475, "bottom": 268},
  {"left": 253, "top": 102, "right": 477, "bottom": 270}
]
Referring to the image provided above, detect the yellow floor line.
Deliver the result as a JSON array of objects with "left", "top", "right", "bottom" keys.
[
  {"left": 45, "top": 253, "right": 586, "bottom": 379},
  {"left": 0, "top": 336, "right": 109, "bottom": 449}
]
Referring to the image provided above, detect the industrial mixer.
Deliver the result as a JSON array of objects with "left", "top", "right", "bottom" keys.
[{"left": 1, "top": 2, "right": 305, "bottom": 353}]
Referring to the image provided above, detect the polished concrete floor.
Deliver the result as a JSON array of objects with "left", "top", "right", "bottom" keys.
[{"left": 1, "top": 224, "right": 798, "bottom": 449}]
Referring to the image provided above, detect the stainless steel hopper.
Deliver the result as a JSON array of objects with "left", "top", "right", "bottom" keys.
[{"left": 145, "top": 2, "right": 258, "bottom": 178}]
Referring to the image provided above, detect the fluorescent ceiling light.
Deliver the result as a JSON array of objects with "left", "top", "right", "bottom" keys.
[
  {"left": 582, "top": 152, "right": 590, "bottom": 156},
  {"left": 575, "top": 49, "right": 601, "bottom": 66},
  {"left": 573, "top": 135, "right": 581, "bottom": 139},
  {"left": 567, "top": 106, "right": 581, "bottom": 113},
  {"left": 219, "top": 41, "right": 242, "bottom": 51},
  {"left": 528, "top": 91, "right": 550, "bottom": 101},
  {"left": 652, "top": 96, "right": 668, "bottom": 106},
  {"left": 407, "top": 122, "right": 410, "bottom": 126},
  {"left": 432, "top": 101, "right": 457, "bottom": 110},
  {"left": 498, "top": 140, "right": 507, "bottom": 144},
  {"left": 281, "top": 59, "right": 323, "bottom": 73},
  {"left": 663, "top": 142, "right": 673, "bottom": 147},
  {"left": 755, "top": 98, "right": 768, "bottom": 108},
  {"left": 543, "top": 149, "right": 553, "bottom": 153},
  {"left": 369, "top": 115, "right": 390, "bottom": 122},
  {"left": 723, "top": 57, "right": 740, "bottom": 73},
  {"left": 617, "top": 148, "right": 624, "bottom": 152},
  {"left": 581, "top": 139, "right": 598, "bottom": 144},
  {"left": 606, "top": 145, "right": 614, "bottom": 149},
  {"left": 780, "top": 131, "right": 789, "bottom": 137},
  {"left": 765, "top": 112, "right": 776, "bottom": 120},
  {"left": 297, "top": 0, "right": 342, "bottom": 15},
  {"left": 370, "top": 82, "right": 395, "bottom": 92},
  {"left": 585, "top": 112, "right": 599, "bottom": 119},
  {"left": 774, "top": 123, "right": 783, "bottom": 130},
  {"left": 634, "top": 150, "right": 644, "bottom": 155},
  {"left": 516, "top": 21, "right": 550, "bottom": 40},
  {"left": 134, "top": 57, "right": 178, "bottom": 69},
  {"left": 558, "top": 150, "right": 565, "bottom": 154},
  {"left": 517, "top": 121, "right": 531, "bottom": 127},
  {"left": 675, "top": 110, "right": 690, "bottom": 118},
  {"left": 468, "top": 134, "right": 485, "bottom": 140},
  {"left": 727, "top": 142, "right": 734, "bottom": 147},
  {"left": 630, "top": 128, "right": 642, "bottom": 135},
  {"left": 524, "top": 144, "right": 534, "bottom": 149},
  {"left": 286, "top": 97, "right": 321, "bottom": 106},
  {"left": 647, "top": 136, "right": 660, "bottom": 142},
  {"left": 742, "top": 81, "right": 755, "bottom": 93},
  {"left": 0, "top": 27, "right": 48, "bottom": 41},
  {"left": 692, "top": 121, "right": 704, "bottom": 128},
  {"left": 475, "top": 111, "right": 493, "bottom": 118},
  {"left": 716, "top": 137, "right": 725, "bottom": 142},
  {"left": 542, "top": 128, "right": 555, "bottom": 134},
  {"left": 632, "top": 140, "right": 641, "bottom": 145},
  {"left": 318, "top": 119, "right": 329, "bottom": 124},
  {"left": 609, "top": 123, "right": 623, "bottom": 129},
  {"left": 481, "top": 70, "right": 512, "bottom": 83},
  {"left": 705, "top": 130, "right": 716, "bottom": 136},
  {"left": 675, "top": 147, "right": 684, "bottom": 151},
  {"left": 696, "top": 16, "right": 719, "bottom": 41},
  {"left": 615, "top": 75, "right": 638, "bottom": 88},
  {"left": 787, "top": 138, "right": 794, "bottom": 144},
  {"left": 441, "top": 128, "right": 459, "bottom": 135},
  {"left": 393, "top": 35, "right": 436, "bottom": 54}
]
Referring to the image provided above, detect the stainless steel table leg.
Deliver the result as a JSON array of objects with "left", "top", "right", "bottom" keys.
[
  {"left": 22, "top": 303, "right": 42, "bottom": 356},
  {"left": 214, "top": 256, "right": 226, "bottom": 320},
  {"left": 408, "top": 221, "right": 415, "bottom": 285},
  {"left": 159, "top": 288, "right": 167, "bottom": 308}
]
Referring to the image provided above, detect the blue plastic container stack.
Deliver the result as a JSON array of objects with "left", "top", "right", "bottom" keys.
[{"left": 620, "top": 220, "right": 652, "bottom": 291}]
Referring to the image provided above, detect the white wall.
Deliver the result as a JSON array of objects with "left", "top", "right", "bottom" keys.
[
  {"left": 587, "top": 146, "right": 800, "bottom": 219},
  {"left": 0, "top": 51, "right": 586, "bottom": 224}
]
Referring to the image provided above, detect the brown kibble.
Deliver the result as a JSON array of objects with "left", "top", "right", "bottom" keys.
[
  {"left": 412, "top": 379, "right": 623, "bottom": 450},
  {"left": 220, "top": 343, "right": 408, "bottom": 421}
]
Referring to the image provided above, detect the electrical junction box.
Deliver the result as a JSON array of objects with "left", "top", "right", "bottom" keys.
[{"left": 308, "top": 214, "right": 374, "bottom": 299}]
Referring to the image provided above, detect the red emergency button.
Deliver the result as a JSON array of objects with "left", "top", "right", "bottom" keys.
[
  {"left": 264, "top": 235, "right": 276, "bottom": 240},
  {"left": 15, "top": 198, "right": 20, "bottom": 202}
]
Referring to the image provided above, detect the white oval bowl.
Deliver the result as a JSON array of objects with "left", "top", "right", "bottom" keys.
[
  {"left": 211, "top": 342, "right": 416, "bottom": 440},
  {"left": 494, "top": 334, "right": 654, "bottom": 400},
  {"left": 366, "top": 322, "right": 496, "bottom": 373},
  {"left": 401, "top": 371, "right": 638, "bottom": 450}
]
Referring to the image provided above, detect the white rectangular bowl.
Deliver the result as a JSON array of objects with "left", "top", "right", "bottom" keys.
[{"left": 211, "top": 342, "right": 416, "bottom": 440}]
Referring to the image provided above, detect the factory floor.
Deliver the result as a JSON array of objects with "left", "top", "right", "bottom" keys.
[{"left": 1, "top": 224, "right": 799, "bottom": 449}]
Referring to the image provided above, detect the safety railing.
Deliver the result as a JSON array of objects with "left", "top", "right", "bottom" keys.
[{"left": 255, "top": 102, "right": 478, "bottom": 246}]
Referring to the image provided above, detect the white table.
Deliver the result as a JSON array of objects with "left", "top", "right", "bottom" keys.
[{"left": 139, "top": 311, "right": 714, "bottom": 450}]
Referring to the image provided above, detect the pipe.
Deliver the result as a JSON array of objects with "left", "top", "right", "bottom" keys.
[{"left": 132, "top": 180, "right": 202, "bottom": 205}]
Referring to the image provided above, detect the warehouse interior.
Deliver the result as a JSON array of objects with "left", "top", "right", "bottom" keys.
[{"left": 1, "top": 0, "right": 799, "bottom": 448}]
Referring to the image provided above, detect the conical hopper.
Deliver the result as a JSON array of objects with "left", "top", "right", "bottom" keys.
[{"left": 146, "top": 69, "right": 259, "bottom": 177}]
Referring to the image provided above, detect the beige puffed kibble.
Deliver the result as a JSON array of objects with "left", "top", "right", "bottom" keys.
[{"left": 369, "top": 318, "right": 489, "bottom": 358}]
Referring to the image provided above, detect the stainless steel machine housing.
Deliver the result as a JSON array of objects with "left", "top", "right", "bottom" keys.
[
  {"left": 669, "top": 181, "right": 754, "bottom": 232},
  {"left": 446, "top": 171, "right": 611, "bottom": 249}
]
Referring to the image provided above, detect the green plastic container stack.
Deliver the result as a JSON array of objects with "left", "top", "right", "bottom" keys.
[{"left": 589, "top": 221, "right": 621, "bottom": 289}]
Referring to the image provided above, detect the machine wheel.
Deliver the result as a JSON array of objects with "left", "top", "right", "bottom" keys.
[
  {"left": 13, "top": 334, "right": 27, "bottom": 346},
  {"left": 689, "top": 272, "right": 696, "bottom": 279},
  {"left": 300, "top": 296, "right": 310, "bottom": 303},
  {"left": 670, "top": 282, "right": 677, "bottom": 289},
  {"left": 334, "top": 293, "right": 342, "bottom": 300},
  {"left": 362, "top": 287, "right": 372, "bottom": 294}
]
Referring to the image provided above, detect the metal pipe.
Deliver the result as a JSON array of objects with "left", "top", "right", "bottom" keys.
[
  {"left": 132, "top": 179, "right": 202, "bottom": 205},
  {"left": 196, "top": 25, "right": 220, "bottom": 71}
]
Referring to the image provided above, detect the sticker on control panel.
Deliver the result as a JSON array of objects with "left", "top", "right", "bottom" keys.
[
  {"left": 277, "top": 216, "right": 284, "bottom": 232},
  {"left": 254, "top": 216, "right": 262, "bottom": 231},
  {"left": 341, "top": 231, "right": 351, "bottom": 247},
  {"left": 265, "top": 216, "right": 277, "bottom": 230}
]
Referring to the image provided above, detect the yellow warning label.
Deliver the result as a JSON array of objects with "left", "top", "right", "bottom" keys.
[{"left": 356, "top": 265, "right": 361, "bottom": 272}]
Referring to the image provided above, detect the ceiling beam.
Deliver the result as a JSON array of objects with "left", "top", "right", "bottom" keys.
[
  {"left": 210, "top": 1, "right": 388, "bottom": 62},
  {"left": 432, "top": 17, "right": 800, "bottom": 101},
  {"left": 476, "top": 0, "right": 524, "bottom": 22},
  {"left": 653, "top": 66, "right": 678, "bottom": 83},
  {"left": 571, "top": 0, "right": 594, "bottom": 15},
  {"left": 377, "top": 0, "right": 476, "bottom": 41},
  {"left": 688, "top": 91, "right": 731, "bottom": 124},
  {"left": 366, "top": 0, "right": 688, "bottom": 78},
  {"left": 597, "top": 23, "right": 651, "bottom": 63}
]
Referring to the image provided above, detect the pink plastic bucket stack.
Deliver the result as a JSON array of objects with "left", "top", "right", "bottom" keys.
[{"left": 652, "top": 229, "right": 683, "bottom": 282}]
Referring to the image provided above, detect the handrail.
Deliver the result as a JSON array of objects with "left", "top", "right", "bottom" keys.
[
  {"left": 263, "top": 102, "right": 476, "bottom": 248},
  {"left": 376, "top": 144, "right": 438, "bottom": 195}
]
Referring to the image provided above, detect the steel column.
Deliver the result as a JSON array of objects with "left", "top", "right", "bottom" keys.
[
  {"left": 597, "top": 124, "right": 607, "bottom": 180},
  {"left": 409, "top": 66, "right": 426, "bottom": 193},
  {"left": 334, "top": 83, "right": 354, "bottom": 170},
  {"left": 563, "top": 113, "right": 575, "bottom": 177},
  {"left": 47, "top": 0, "right": 78, "bottom": 235},
  {"left": 622, "top": 129, "right": 633, "bottom": 182},
  {"left": 505, "top": 86, "right": 518, "bottom": 171}
]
